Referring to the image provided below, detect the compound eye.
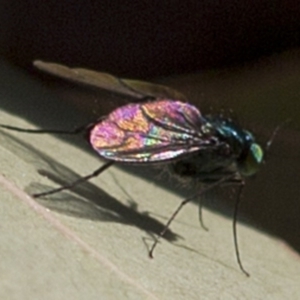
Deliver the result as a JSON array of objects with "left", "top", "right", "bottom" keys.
[{"left": 238, "top": 143, "right": 264, "bottom": 176}]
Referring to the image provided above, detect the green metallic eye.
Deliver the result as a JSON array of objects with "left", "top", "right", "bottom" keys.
[
  {"left": 239, "top": 143, "right": 264, "bottom": 176},
  {"left": 251, "top": 143, "right": 264, "bottom": 164}
]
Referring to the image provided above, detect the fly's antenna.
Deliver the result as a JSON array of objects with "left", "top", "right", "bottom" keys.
[{"left": 264, "top": 119, "right": 291, "bottom": 159}]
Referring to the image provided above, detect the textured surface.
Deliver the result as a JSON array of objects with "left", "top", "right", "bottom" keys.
[{"left": 0, "top": 52, "right": 300, "bottom": 299}]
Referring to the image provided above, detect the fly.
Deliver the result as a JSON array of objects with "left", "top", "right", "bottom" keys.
[{"left": 0, "top": 61, "right": 283, "bottom": 276}]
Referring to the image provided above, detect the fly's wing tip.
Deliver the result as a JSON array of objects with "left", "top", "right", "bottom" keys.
[{"left": 33, "top": 60, "right": 71, "bottom": 77}]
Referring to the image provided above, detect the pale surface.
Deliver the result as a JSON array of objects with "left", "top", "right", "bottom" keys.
[{"left": 0, "top": 52, "right": 299, "bottom": 300}]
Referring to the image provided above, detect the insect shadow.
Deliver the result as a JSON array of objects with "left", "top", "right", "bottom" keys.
[{"left": 0, "top": 130, "right": 179, "bottom": 242}]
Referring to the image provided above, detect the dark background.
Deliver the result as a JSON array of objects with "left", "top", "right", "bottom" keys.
[{"left": 0, "top": 1, "right": 299, "bottom": 78}]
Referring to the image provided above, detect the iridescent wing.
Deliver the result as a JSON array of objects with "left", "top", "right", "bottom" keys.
[
  {"left": 89, "top": 99, "right": 216, "bottom": 163},
  {"left": 33, "top": 60, "right": 187, "bottom": 101}
]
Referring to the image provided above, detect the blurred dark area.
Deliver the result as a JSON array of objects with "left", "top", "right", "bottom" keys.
[{"left": 0, "top": 0, "right": 299, "bottom": 78}]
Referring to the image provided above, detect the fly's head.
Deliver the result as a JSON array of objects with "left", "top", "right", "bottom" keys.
[{"left": 206, "top": 116, "right": 264, "bottom": 178}]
